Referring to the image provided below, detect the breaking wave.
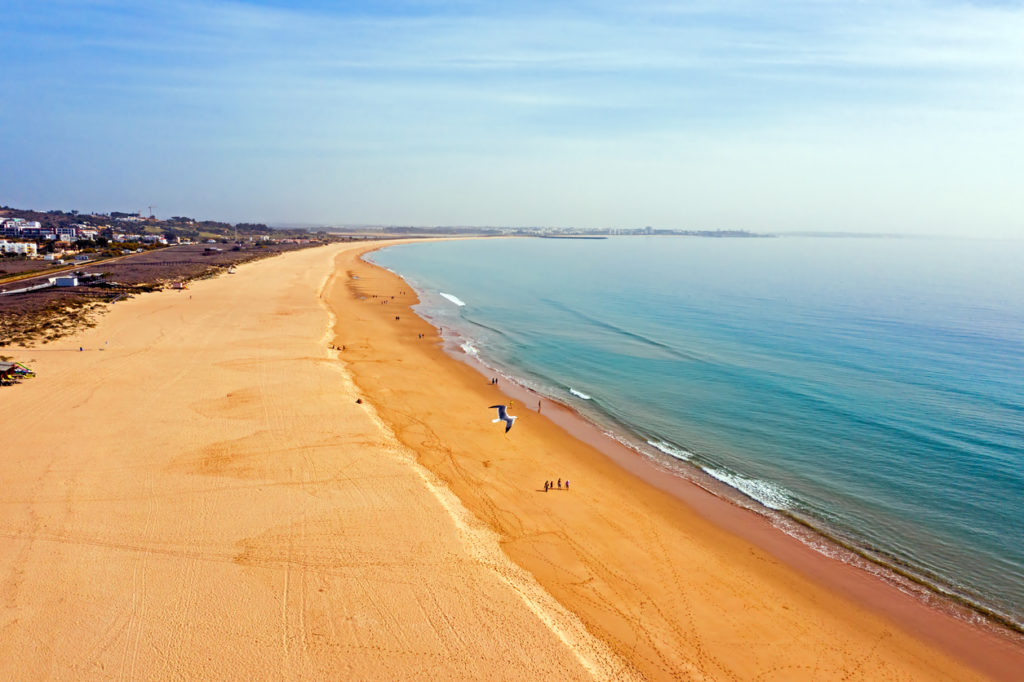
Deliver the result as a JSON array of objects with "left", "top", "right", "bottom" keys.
[
  {"left": 646, "top": 439, "right": 695, "bottom": 461},
  {"left": 440, "top": 292, "right": 466, "bottom": 306},
  {"left": 703, "top": 467, "right": 792, "bottom": 510}
]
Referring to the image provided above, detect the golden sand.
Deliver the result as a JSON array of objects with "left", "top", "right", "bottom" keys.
[{"left": 1, "top": 241, "right": 1020, "bottom": 680}]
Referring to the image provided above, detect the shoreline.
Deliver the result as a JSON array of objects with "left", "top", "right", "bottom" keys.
[
  {"left": 342, "top": 241, "right": 1024, "bottom": 680},
  {"left": 437, "top": 321, "right": 1024, "bottom": 638},
  {"left": 366, "top": 243, "right": 1021, "bottom": 636}
]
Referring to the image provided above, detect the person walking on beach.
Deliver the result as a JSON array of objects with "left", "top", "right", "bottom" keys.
[
  {"left": 557, "top": 478, "right": 562, "bottom": 489},
  {"left": 544, "top": 481, "right": 549, "bottom": 492},
  {"left": 565, "top": 480, "right": 570, "bottom": 490}
]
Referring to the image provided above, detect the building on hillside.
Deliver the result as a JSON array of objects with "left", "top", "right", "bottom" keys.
[
  {"left": 55, "top": 226, "right": 79, "bottom": 240},
  {"left": 3, "top": 222, "right": 44, "bottom": 238},
  {"left": 0, "top": 240, "right": 38, "bottom": 256}
]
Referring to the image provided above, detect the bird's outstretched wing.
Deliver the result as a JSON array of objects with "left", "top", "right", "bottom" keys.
[{"left": 489, "top": 405, "right": 515, "bottom": 432}]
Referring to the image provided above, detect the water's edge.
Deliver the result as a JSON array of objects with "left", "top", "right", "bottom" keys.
[{"left": 363, "top": 248, "right": 1024, "bottom": 641}]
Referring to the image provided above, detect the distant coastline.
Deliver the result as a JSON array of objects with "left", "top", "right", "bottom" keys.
[{"left": 537, "top": 235, "right": 607, "bottom": 240}]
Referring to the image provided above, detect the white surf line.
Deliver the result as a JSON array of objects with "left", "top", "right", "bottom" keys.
[{"left": 439, "top": 292, "right": 466, "bottom": 306}]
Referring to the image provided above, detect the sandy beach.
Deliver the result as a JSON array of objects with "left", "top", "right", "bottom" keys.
[{"left": 2, "top": 240, "right": 1022, "bottom": 680}]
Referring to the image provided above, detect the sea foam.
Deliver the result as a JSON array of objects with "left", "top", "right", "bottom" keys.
[
  {"left": 440, "top": 292, "right": 466, "bottom": 306},
  {"left": 703, "top": 467, "right": 792, "bottom": 510},
  {"left": 569, "top": 388, "right": 592, "bottom": 400},
  {"left": 646, "top": 440, "right": 694, "bottom": 461}
]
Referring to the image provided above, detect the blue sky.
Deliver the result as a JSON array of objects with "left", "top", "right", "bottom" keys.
[{"left": 2, "top": 0, "right": 1022, "bottom": 234}]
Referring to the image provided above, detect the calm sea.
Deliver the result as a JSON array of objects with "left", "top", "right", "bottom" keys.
[{"left": 368, "top": 236, "right": 1024, "bottom": 629}]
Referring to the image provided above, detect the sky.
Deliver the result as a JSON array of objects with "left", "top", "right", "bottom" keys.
[{"left": 1, "top": 0, "right": 1022, "bottom": 235}]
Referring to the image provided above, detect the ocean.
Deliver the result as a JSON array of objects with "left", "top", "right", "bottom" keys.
[{"left": 367, "top": 236, "right": 1024, "bottom": 630}]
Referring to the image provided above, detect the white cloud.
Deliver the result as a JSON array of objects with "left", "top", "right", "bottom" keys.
[{"left": 2, "top": 0, "right": 1023, "bottom": 234}]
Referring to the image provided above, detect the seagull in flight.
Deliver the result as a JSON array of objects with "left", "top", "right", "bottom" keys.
[{"left": 490, "top": 404, "right": 516, "bottom": 433}]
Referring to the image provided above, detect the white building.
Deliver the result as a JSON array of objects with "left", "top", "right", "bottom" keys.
[{"left": 0, "top": 240, "right": 38, "bottom": 256}]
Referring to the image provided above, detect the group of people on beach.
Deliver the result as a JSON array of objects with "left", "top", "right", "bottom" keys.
[{"left": 544, "top": 478, "right": 568, "bottom": 492}]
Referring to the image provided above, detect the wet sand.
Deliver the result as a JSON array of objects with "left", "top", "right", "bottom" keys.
[{"left": 1, "top": 239, "right": 1021, "bottom": 680}]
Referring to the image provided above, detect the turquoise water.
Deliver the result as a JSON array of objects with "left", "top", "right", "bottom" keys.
[{"left": 368, "top": 237, "right": 1024, "bottom": 629}]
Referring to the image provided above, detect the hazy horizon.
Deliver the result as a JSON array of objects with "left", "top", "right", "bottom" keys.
[{"left": 3, "top": 1, "right": 1022, "bottom": 238}]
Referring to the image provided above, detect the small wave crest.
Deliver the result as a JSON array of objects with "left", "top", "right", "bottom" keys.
[
  {"left": 440, "top": 292, "right": 466, "bottom": 306},
  {"left": 703, "top": 467, "right": 792, "bottom": 510},
  {"left": 460, "top": 342, "right": 479, "bottom": 357},
  {"left": 569, "top": 388, "right": 592, "bottom": 400},
  {"left": 646, "top": 440, "right": 694, "bottom": 461}
]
